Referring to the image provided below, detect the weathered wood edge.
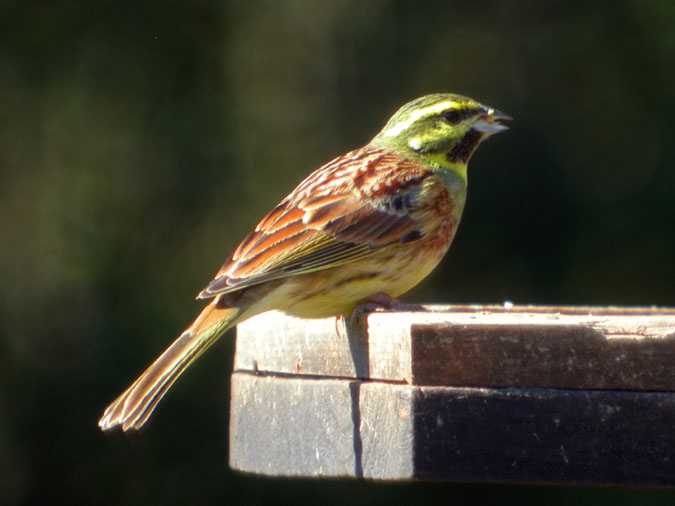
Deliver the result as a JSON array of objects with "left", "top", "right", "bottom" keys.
[
  {"left": 235, "top": 305, "right": 675, "bottom": 391},
  {"left": 413, "top": 304, "right": 675, "bottom": 316}
]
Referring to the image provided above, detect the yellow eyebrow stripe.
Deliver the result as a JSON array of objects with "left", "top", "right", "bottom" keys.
[{"left": 381, "top": 99, "right": 456, "bottom": 137}]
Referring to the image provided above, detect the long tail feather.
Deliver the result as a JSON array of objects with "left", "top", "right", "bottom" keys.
[{"left": 98, "top": 302, "right": 241, "bottom": 432}]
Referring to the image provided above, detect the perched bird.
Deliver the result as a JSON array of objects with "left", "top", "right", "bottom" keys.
[{"left": 99, "top": 93, "right": 510, "bottom": 431}]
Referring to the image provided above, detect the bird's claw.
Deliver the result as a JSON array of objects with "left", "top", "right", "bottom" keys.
[{"left": 345, "top": 292, "right": 424, "bottom": 338}]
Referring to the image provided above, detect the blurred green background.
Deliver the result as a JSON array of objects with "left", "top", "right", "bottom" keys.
[{"left": 1, "top": 0, "right": 674, "bottom": 504}]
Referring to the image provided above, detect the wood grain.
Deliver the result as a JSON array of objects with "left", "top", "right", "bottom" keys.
[{"left": 235, "top": 305, "right": 675, "bottom": 390}]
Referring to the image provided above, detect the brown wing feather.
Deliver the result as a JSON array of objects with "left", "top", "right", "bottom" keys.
[{"left": 197, "top": 146, "right": 431, "bottom": 299}]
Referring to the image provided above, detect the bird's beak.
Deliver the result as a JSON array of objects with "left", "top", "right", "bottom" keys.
[{"left": 472, "top": 107, "right": 512, "bottom": 135}]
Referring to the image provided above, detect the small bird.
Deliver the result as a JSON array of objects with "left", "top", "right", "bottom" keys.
[{"left": 99, "top": 93, "right": 510, "bottom": 431}]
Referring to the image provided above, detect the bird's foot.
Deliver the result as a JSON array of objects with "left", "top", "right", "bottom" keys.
[{"left": 345, "top": 293, "right": 425, "bottom": 338}]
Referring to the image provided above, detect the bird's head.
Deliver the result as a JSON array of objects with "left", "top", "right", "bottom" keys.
[{"left": 373, "top": 93, "right": 511, "bottom": 177}]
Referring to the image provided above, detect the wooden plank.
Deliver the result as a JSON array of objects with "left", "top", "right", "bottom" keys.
[
  {"left": 229, "top": 372, "right": 675, "bottom": 485},
  {"left": 235, "top": 311, "right": 376, "bottom": 380},
  {"left": 413, "top": 386, "right": 675, "bottom": 485},
  {"left": 410, "top": 322, "right": 675, "bottom": 389},
  {"left": 229, "top": 372, "right": 414, "bottom": 479},
  {"left": 235, "top": 305, "right": 675, "bottom": 390}
]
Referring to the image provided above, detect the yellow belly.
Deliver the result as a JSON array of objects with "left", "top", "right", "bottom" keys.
[{"left": 273, "top": 240, "right": 448, "bottom": 318}]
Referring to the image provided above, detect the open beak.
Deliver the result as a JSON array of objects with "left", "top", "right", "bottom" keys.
[{"left": 472, "top": 107, "right": 512, "bottom": 135}]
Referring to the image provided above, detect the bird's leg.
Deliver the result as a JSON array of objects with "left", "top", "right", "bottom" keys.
[{"left": 345, "top": 292, "right": 425, "bottom": 338}]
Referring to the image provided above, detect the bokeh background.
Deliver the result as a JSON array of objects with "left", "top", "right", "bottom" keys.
[{"left": 2, "top": 1, "right": 674, "bottom": 504}]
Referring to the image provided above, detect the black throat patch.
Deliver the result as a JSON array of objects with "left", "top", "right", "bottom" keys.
[{"left": 447, "top": 129, "right": 483, "bottom": 164}]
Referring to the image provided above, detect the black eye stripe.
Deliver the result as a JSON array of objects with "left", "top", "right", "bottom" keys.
[{"left": 443, "top": 107, "right": 481, "bottom": 124}]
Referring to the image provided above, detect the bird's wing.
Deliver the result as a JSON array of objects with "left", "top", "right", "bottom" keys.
[{"left": 198, "top": 147, "right": 432, "bottom": 298}]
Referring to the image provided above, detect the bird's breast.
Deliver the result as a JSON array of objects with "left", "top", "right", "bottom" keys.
[{"left": 413, "top": 174, "right": 463, "bottom": 253}]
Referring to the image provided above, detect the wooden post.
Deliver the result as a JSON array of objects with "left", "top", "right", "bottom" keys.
[{"left": 229, "top": 305, "right": 675, "bottom": 485}]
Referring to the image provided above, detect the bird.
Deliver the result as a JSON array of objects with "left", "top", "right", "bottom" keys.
[{"left": 98, "top": 93, "right": 510, "bottom": 432}]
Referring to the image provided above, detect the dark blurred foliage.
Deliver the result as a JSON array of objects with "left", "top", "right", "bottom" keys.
[{"left": 1, "top": 1, "right": 674, "bottom": 504}]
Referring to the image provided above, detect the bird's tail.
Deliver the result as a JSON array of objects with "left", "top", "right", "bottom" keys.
[{"left": 98, "top": 301, "right": 241, "bottom": 432}]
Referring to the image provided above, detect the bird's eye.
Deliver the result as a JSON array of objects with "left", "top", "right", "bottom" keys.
[{"left": 443, "top": 108, "right": 479, "bottom": 125}]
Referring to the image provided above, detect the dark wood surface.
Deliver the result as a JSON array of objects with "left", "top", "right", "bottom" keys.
[
  {"left": 230, "top": 372, "right": 675, "bottom": 484},
  {"left": 230, "top": 305, "right": 675, "bottom": 485}
]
